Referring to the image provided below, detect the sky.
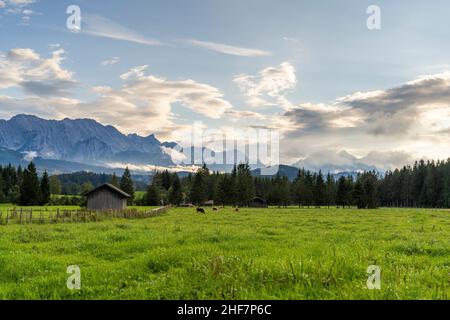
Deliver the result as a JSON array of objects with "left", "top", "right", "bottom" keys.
[{"left": 1, "top": 0, "right": 450, "bottom": 169}]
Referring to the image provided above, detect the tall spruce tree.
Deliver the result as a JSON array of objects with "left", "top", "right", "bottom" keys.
[
  {"left": 325, "top": 173, "right": 336, "bottom": 207},
  {"left": 145, "top": 183, "right": 161, "bottom": 206},
  {"left": 168, "top": 174, "right": 183, "bottom": 206},
  {"left": 190, "top": 168, "right": 207, "bottom": 205},
  {"left": 110, "top": 173, "right": 119, "bottom": 187},
  {"left": 236, "top": 163, "right": 254, "bottom": 207},
  {"left": 40, "top": 170, "right": 51, "bottom": 205},
  {"left": 120, "top": 167, "right": 135, "bottom": 205},
  {"left": 19, "top": 162, "right": 41, "bottom": 206},
  {"left": 313, "top": 171, "right": 326, "bottom": 207}
]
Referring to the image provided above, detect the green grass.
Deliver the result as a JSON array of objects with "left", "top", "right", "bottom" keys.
[
  {"left": 0, "top": 204, "right": 158, "bottom": 214},
  {"left": 0, "top": 207, "right": 448, "bottom": 300}
]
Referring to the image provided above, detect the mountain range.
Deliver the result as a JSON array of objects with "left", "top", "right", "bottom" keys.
[
  {"left": 0, "top": 114, "right": 174, "bottom": 173},
  {"left": 0, "top": 114, "right": 382, "bottom": 176}
]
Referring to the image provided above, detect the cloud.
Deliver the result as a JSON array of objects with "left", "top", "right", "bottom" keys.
[
  {"left": 0, "top": 47, "right": 76, "bottom": 96},
  {"left": 337, "top": 71, "right": 450, "bottom": 136},
  {"left": 234, "top": 62, "right": 296, "bottom": 108},
  {"left": 1, "top": 0, "right": 36, "bottom": 23},
  {"left": 185, "top": 39, "right": 270, "bottom": 57},
  {"left": 360, "top": 151, "right": 414, "bottom": 170},
  {"left": 294, "top": 149, "right": 414, "bottom": 172},
  {"left": 7, "top": 0, "right": 34, "bottom": 5},
  {"left": 225, "top": 109, "right": 267, "bottom": 120},
  {"left": 80, "top": 65, "right": 234, "bottom": 134},
  {"left": 100, "top": 56, "right": 120, "bottom": 66},
  {"left": 22, "top": 150, "right": 38, "bottom": 161},
  {"left": 0, "top": 45, "right": 235, "bottom": 138},
  {"left": 82, "top": 14, "right": 162, "bottom": 46},
  {"left": 278, "top": 72, "right": 450, "bottom": 164}
]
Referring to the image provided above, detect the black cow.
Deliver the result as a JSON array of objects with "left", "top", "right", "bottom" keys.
[{"left": 196, "top": 207, "right": 206, "bottom": 214}]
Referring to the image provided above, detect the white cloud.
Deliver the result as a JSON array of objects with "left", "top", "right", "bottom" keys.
[
  {"left": 186, "top": 39, "right": 271, "bottom": 57},
  {"left": 278, "top": 72, "right": 450, "bottom": 164},
  {"left": 83, "top": 14, "right": 162, "bottom": 46},
  {"left": 100, "top": 56, "right": 120, "bottom": 66},
  {"left": 234, "top": 62, "right": 296, "bottom": 108},
  {"left": 22, "top": 150, "right": 38, "bottom": 161},
  {"left": 225, "top": 109, "right": 267, "bottom": 120},
  {"left": 82, "top": 65, "right": 234, "bottom": 134},
  {"left": 120, "top": 65, "right": 148, "bottom": 80},
  {"left": 7, "top": 47, "right": 40, "bottom": 60},
  {"left": 0, "top": 57, "right": 234, "bottom": 136},
  {"left": 2, "top": 0, "right": 36, "bottom": 22},
  {"left": 8, "top": 0, "right": 34, "bottom": 5},
  {"left": 0, "top": 47, "right": 76, "bottom": 96}
]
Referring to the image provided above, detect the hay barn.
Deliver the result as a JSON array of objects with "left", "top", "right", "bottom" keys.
[
  {"left": 84, "top": 184, "right": 131, "bottom": 210},
  {"left": 250, "top": 196, "right": 268, "bottom": 208}
]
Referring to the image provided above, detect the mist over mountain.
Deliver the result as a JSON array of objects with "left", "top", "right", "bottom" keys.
[
  {"left": 0, "top": 114, "right": 174, "bottom": 171},
  {"left": 0, "top": 115, "right": 391, "bottom": 176},
  {"left": 293, "top": 150, "right": 378, "bottom": 173}
]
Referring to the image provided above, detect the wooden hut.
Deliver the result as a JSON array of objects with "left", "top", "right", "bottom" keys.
[
  {"left": 250, "top": 196, "right": 268, "bottom": 208},
  {"left": 202, "top": 200, "right": 215, "bottom": 207},
  {"left": 84, "top": 184, "right": 131, "bottom": 211}
]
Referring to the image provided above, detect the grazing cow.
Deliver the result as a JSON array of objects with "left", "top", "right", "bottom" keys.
[
  {"left": 235, "top": 208, "right": 240, "bottom": 212},
  {"left": 212, "top": 207, "right": 219, "bottom": 212},
  {"left": 196, "top": 207, "right": 206, "bottom": 214}
]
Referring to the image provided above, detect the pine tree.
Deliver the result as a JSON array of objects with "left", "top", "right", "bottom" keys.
[
  {"left": 293, "top": 169, "right": 306, "bottom": 207},
  {"left": 216, "top": 175, "right": 228, "bottom": 206},
  {"left": 364, "top": 172, "right": 379, "bottom": 209},
  {"left": 236, "top": 163, "right": 255, "bottom": 207},
  {"left": 145, "top": 184, "right": 161, "bottom": 206},
  {"left": 110, "top": 173, "right": 119, "bottom": 187},
  {"left": 313, "top": 171, "right": 326, "bottom": 207},
  {"left": 168, "top": 174, "right": 183, "bottom": 206},
  {"left": 40, "top": 170, "right": 51, "bottom": 205},
  {"left": 19, "top": 162, "right": 41, "bottom": 206},
  {"left": 337, "top": 176, "right": 353, "bottom": 208},
  {"left": 303, "top": 171, "right": 314, "bottom": 207},
  {"left": 325, "top": 173, "right": 336, "bottom": 207},
  {"left": 353, "top": 176, "right": 366, "bottom": 209},
  {"left": 190, "top": 169, "right": 207, "bottom": 205},
  {"left": 120, "top": 167, "right": 135, "bottom": 205}
]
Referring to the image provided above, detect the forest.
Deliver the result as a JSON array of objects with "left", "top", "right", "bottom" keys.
[{"left": 1, "top": 159, "right": 449, "bottom": 209}]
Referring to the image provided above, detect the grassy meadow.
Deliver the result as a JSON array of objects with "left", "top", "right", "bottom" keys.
[{"left": 0, "top": 206, "right": 448, "bottom": 300}]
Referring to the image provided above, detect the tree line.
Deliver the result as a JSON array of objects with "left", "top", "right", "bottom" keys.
[
  {"left": 0, "top": 163, "right": 51, "bottom": 206},
  {"left": 1, "top": 159, "right": 449, "bottom": 209},
  {"left": 0, "top": 163, "right": 136, "bottom": 206},
  {"left": 142, "top": 160, "right": 450, "bottom": 209}
]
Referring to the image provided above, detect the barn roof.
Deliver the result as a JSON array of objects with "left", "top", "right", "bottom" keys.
[
  {"left": 252, "top": 196, "right": 267, "bottom": 203},
  {"left": 84, "top": 184, "right": 131, "bottom": 198}
]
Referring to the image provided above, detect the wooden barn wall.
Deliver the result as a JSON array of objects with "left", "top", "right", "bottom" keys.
[{"left": 87, "top": 189, "right": 126, "bottom": 210}]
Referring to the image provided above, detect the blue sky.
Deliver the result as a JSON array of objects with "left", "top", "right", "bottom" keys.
[{"left": 1, "top": 0, "right": 450, "bottom": 167}]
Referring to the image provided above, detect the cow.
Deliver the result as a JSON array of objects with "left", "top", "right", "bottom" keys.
[
  {"left": 196, "top": 207, "right": 206, "bottom": 214},
  {"left": 235, "top": 208, "right": 240, "bottom": 212},
  {"left": 212, "top": 207, "right": 219, "bottom": 212}
]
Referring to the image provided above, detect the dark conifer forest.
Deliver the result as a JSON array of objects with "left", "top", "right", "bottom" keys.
[{"left": 1, "top": 159, "right": 449, "bottom": 209}]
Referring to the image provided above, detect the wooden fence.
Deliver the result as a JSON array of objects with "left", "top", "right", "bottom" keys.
[{"left": 0, "top": 206, "right": 169, "bottom": 225}]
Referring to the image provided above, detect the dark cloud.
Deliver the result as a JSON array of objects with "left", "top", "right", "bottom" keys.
[{"left": 21, "top": 79, "right": 77, "bottom": 97}]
